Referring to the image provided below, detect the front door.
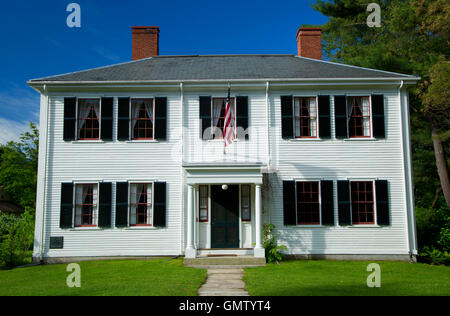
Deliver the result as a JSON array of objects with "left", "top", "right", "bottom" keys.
[{"left": 211, "top": 185, "right": 239, "bottom": 248}]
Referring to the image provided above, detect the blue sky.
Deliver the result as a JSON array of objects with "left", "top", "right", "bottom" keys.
[{"left": 0, "top": 0, "right": 327, "bottom": 143}]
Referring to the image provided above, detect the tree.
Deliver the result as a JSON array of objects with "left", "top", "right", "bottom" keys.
[
  {"left": 311, "top": 0, "right": 450, "bottom": 208},
  {"left": 0, "top": 122, "right": 39, "bottom": 210}
]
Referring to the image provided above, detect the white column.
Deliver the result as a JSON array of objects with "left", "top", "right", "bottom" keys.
[
  {"left": 185, "top": 184, "right": 196, "bottom": 258},
  {"left": 254, "top": 184, "right": 265, "bottom": 258}
]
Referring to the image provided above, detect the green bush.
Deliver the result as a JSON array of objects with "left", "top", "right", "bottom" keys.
[
  {"left": 416, "top": 205, "right": 450, "bottom": 250},
  {"left": 263, "top": 224, "right": 287, "bottom": 264},
  {"left": 419, "top": 246, "right": 450, "bottom": 265},
  {"left": 0, "top": 209, "right": 34, "bottom": 269},
  {"left": 0, "top": 213, "right": 20, "bottom": 236},
  {"left": 438, "top": 227, "right": 450, "bottom": 252}
]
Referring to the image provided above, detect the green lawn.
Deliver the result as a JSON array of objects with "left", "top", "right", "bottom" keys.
[
  {"left": 0, "top": 258, "right": 206, "bottom": 296},
  {"left": 244, "top": 260, "right": 450, "bottom": 296}
]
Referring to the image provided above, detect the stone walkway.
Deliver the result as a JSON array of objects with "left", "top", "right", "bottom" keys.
[{"left": 198, "top": 268, "right": 250, "bottom": 296}]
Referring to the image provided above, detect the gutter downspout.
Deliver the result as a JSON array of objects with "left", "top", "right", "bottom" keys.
[
  {"left": 266, "top": 81, "right": 271, "bottom": 167},
  {"left": 34, "top": 84, "right": 49, "bottom": 262},
  {"left": 180, "top": 82, "right": 185, "bottom": 255},
  {"left": 399, "top": 80, "right": 418, "bottom": 260}
]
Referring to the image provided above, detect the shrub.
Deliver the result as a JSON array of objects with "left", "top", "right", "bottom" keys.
[
  {"left": 0, "top": 209, "right": 34, "bottom": 268},
  {"left": 419, "top": 246, "right": 450, "bottom": 265},
  {"left": 415, "top": 205, "right": 450, "bottom": 250},
  {"left": 0, "top": 213, "right": 20, "bottom": 236},
  {"left": 438, "top": 227, "right": 450, "bottom": 252},
  {"left": 263, "top": 224, "right": 287, "bottom": 264}
]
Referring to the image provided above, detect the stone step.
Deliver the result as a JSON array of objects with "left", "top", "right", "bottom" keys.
[
  {"left": 198, "top": 291, "right": 250, "bottom": 296},
  {"left": 184, "top": 256, "right": 266, "bottom": 267},
  {"left": 207, "top": 274, "right": 243, "bottom": 280},
  {"left": 201, "top": 280, "right": 246, "bottom": 289},
  {"left": 208, "top": 268, "right": 244, "bottom": 275}
]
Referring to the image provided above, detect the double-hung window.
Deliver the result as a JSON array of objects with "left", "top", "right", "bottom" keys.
[
  {"left": 347, "top": 96, "right": 371, "bottom": 138},
  {"left": 350, "top": 181, "right": 375, "bottom": 224},
  {"left": 294, "top": 97, "right": 317, "bottom": 138},
  {"left": 130, "top": 183, "right": 153, "bottom": 226},
  {"left": 212, "top": 97, "right": 235, "bottom": 139},
  {"left": 74, "top": 183, "right": 98, "bottom": 227},
  {"left": 131, "top": 99, "right": 154, "bottom": 140},
  {"left": 296, "top": 181, "right": 321, "bottom": 225},
  {"left": 77, "top": 99, "right": 100, "bottom": 140}
]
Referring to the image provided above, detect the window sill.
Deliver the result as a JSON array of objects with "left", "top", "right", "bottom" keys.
[
  {"left": 288, "top": 138, "right": 322, "bottom": 142},
  {"left": 346, "top": 224, "right": 381, "bottom": 228},
  {"left": 342, "top": 137, "right": 377, "bottom": 141},
  {"left": 71, "top": 140, "right": 105, "bottom": 144},
  {"left": 125, "top": 140, "right": 159, "bottom": 143},
  {"left": 206, "top": 139, "right": 245, "bottom": 143},
  {"left": 121, "top": 226, "right": 156, "bottom": 230},
  {"left": 70, "top": 227, "right": 100, "bottom": 231}
]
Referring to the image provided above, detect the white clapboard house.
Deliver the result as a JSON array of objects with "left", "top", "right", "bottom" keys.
[{"left": 28, "top": 27, "right": 419, "bottom": 263}]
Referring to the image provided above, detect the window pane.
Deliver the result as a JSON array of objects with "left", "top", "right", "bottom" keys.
[
  {"left": 199, "top": 185, "right": 208, "bottom": 221},
  {"left": 351, "top": 181, "right": 374, "bottom": 224},
  {"left": 74, "top": 183, "right": 97, "bottom": 226},
  {"left": 77, "top": 99, "right": 100, "bottom": 140},
  {"left": 212, "top": 98, "right": 235, "bottom": 139},
  {"left": 348, "top": 96, "right": 371, "bottom": 138},
  {"left": 132, "top": 99, "right": 154, "bottom": 139},
  {"left": 294, "top": 97, "right": 317, "bottom": 137},
  {"left": 130, "top": 183, "right": 152, "bottom": 226},
  {"left": 241, "top": 185, "right": 251, "bottom": 221},
  {"left": 296, "top": 181, "right": 320, "bottom": 225}
]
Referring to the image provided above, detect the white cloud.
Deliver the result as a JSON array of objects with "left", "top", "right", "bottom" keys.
[
  {"left": 0, "top": 88, "right": 40, "bottom": 123},
  {"left": 0, "top": 118, "right": 33, "bottom": 144}
]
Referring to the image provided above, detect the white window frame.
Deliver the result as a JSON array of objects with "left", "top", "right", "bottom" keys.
[
  {"left": 128, "top": 181, "right": 154, "bottom": 227},
  {"left": 72, "top": 181, "right": 100, "bottom": 229},
  {"left": 294, "top": 180, "right": 322, "bottom": 227},
  {"left": 292, "top": 96, "right": 319, "bottom": 139},
  {"left": 75, "top": 98, "right": 102, "bottom": 141}
]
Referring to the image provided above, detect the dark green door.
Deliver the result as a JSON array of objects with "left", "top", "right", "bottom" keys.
[{"left": 211, "top": 185, "right": 239, "bottom": 248}]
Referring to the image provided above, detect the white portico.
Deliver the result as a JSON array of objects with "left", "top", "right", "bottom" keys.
[{"left": 183, "top": 162, "right": 266, "bottom": 259}]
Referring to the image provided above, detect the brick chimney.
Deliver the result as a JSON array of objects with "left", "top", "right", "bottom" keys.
[
  {"left": 296, "top": 28, "right": 322, "bottom": 60},
  {"left": 132, "top": 26, "right": 160, "bottom": 60}
]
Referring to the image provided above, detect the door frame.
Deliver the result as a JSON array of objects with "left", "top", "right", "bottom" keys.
[
  {"left": 195, "top": 184, "right": 255, "bottom": 250},
  {"left": 210, "top": 184, "right": 240, "bottom": 249}
]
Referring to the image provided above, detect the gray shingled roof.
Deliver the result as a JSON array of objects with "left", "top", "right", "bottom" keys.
[{"left": 30, "top": 55, "right": 417, "bottom": 82}]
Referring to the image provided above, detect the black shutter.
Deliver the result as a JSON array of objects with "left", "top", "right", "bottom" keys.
[
  {"left": 321, "top": 180, "right": 334, "bottom": 225},
  {"left": 60, "top": 183, "right": 74, "bottom": 228},
  {"left": 98, "top": 182, "right": 112, "bottom": 228},
  {"left": 117, "top": 97, "right": 130, "bottom": 141},
  {"left": 101, "top": 97, "right": 113, "bottom": 141},
  {"left": 281, "top": 96, "right": 294, "bottom": 139},
  {"left": 64, "top": 97, "right": 77, "bottom": 141},
  {"left": 375, "top": 180, "right": 390, "bottom": 225},
  {"left": 153, "top": 182, "right": 167, "bottom": 227},
  {"left": 334, "top": 95, "right": 348, "bottom": 139},
  {"left": 236, "top": 96, "right": 249, "bottom": 140},
  {"left": 154, "top": 97, "right": 167, "bottom": 140},
  {"left": 337, "top": 180, "right": 351, "bottom": 225},
  {"left": 283, "top": 181, "right": 296, "bottom": 226},
  {"left": 115, "top": 182, "right": 128, "bottom": 227},
  {"left": 372, "top": 95, "right": 386, "bottom": 139},
  {"left": 200, "top": 96, "right": 212, "bottom": 140},
  {"left": 318, "top": 95, "right": 331, "bottom": 139}
]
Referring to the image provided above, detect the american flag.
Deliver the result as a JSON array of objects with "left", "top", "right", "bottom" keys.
[{"left": 223, "top": 87, "right": 234, "bottom": 146}]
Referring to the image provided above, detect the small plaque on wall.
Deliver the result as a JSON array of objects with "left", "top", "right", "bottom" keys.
[{"left": 49, "top": 237, "right": 64, "bottom": 249}]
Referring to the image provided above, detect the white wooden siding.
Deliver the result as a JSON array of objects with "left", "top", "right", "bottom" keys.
[
  {"left": 41, "top": 92, "right": 182, "bottom": 257},
  {"left": 268, "top": 88, "right": 410, "bottom": 255},
  {"left": 36, "top": 83, "right": 414, "bottom": 258}
]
